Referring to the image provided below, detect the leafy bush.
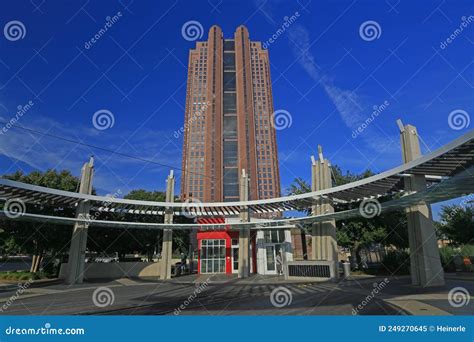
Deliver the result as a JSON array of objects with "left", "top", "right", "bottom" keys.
[
  {"left": 439, "top": 246, "right": 458, "bottom": 272},
  {"left": 382, "top": 250, "right": 410, "bottom": 275},
  {"left": 460, "top": 244, "right": 474, "bottom": 257},
  {"left": 439, "top": 244, "right": 474, "bottom": 272}
]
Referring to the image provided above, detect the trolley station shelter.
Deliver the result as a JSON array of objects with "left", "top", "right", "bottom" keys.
[{"left": 0, "top": 122, "right": 473, "bottom": 286}]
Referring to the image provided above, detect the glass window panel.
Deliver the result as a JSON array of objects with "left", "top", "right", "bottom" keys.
[
  {"left": 271, "top": 230, "right": 278, "bottom": 243},
  {"left": 223, "top": 53, "right": 235, "bottom": 70},
  {"left": 223, "top": 40, "right": 235, "bottom": 51},
  {"left": 266, "top": 246, "right": 275, "bottom": 271},
  {"left": 207, "top": 260, "right": 213, "bottom": 273},
  {"left": 223, "top": 168, "right": 239, "bottom": 197},
  {"left": 223, "top": 72, "right": 236, "bottom": 91},
  {"left": 200, "top": 239, "right": 226, "bottom": 274},
  {"left": 223, "top": 93, "right": 236, "bottom": 114},
  {"left": 223, "top": 117, "right": 237, "bottom": 138},
  {"left": 279, "top": 230, "right": 285, "bottom": 243},
  {"left": 264, "top": 231, "right": 270, "bottom": 243},
  {"left": 223, "top": 140, "right": 237, "bottom": 165}
]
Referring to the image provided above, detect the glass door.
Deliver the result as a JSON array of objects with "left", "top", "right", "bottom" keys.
[
  {"left": 231, "top": 238, "right": 239, "bottom": 274},
  {"left": 265, "top": 244, "right": 282, "bottom": 275},
  {"left": 265, "top": 245, "right": 276, "bottom": 274}
]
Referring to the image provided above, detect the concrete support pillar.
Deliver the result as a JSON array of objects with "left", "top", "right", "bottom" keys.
[
  {"left": 238, "top": 169, "right": 250, "bottom": 278},
  {"left": 398, "top": 121, "right": 444, "bottom": 287},
  {"left": 160, "top": 170, "right": 175, "bottom": 280},
  {"left": 66, "top": 157, "right": 94, "bottom": 285},
  {"left": 310, "top": 146, "right": 338, "bottom": 279}
]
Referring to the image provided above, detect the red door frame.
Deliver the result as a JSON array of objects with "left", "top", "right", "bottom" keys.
[
  {"left": 197, "top": 230, "right": 240, "bottom": 274},
  {"left": 196, "top": 218, "right": 257, "bottom": 274}
]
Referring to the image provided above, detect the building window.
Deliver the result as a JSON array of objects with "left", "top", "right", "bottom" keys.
[
  {"left": 200, "top": 239, "right": 226, "bottom": 273},
  {"left": 264, "top": 229, "right": 285, "bottom": 243}
]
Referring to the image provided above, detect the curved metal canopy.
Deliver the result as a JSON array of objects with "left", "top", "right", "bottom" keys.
[
  {"left": 1, "top": 165, "right": 472, "bottom": 230},
  {"left": 0, "top": 129, "right": 473, "bottom": 218}
]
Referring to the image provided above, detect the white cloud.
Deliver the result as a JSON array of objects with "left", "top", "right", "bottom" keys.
[{"left": 286, "top": 23, "right": 399, "bottom": 156}]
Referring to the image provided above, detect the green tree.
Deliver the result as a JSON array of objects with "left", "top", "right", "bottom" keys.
[
  {"left": 88, "top": 189, "right": 191, "bottom": 261},
  {"left": 331, "top": 165, "right": 374, "bottom": 186},
  {"left": 287, "top": 164, "right": 408, "bottom": 268},
  {"left": 0, "top": 169, "right": 82, "bottom": 272},
  {"left": 437, "top": 204, "right": 474, "bottom": 245}
]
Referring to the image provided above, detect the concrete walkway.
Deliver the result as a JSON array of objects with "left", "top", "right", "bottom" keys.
[{"left": 0, "top": 274, "right": 471, "bottom": 316}]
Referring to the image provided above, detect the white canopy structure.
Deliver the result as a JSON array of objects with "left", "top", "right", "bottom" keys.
[{"left": 0, "top": 129, "right": 473, "bottom": 230}]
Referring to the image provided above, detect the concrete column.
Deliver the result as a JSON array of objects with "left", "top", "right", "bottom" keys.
[
  {"left": 66, "top": 157, "right": 94, "bottom": 285},
  {"left": 160, "top": 170, "right": 175, "bottom": 280},
  {"left": 310, "top": 146, "right": 338, "bottom": 279},
  {"left": 238, "top": 169, "right": 250, "bottom": 278},
  {"left": 398, "top": 120, "right": 444, "bottom": 287}
]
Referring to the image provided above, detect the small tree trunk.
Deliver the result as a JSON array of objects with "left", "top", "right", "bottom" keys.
[
  {"left": 353, "top": 242, "right": 363, "bottom": 270},
  {"left": 30, "top": 255, "right": 37, "bottom": 273},
  {"left": 32, "top": 254, "right": 42, "bottom": 273},
  {"left": 354, "top": 251, "right": 362, "bottom": 269}
]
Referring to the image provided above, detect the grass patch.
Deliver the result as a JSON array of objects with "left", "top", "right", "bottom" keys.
[{"left": 0, "top": 271, "right": 50, "bottom": 281}]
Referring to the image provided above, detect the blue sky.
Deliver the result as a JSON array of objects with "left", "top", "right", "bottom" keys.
[{"left": 0, "top": 0, "right": 473, "bottom": 217}]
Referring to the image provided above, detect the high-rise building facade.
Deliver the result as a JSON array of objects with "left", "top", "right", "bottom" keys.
[{"left": 180, "top": 25, "right": 281, "bottom": 203}]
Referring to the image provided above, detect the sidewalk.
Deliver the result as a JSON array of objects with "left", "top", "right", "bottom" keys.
[
  {"left": 445, "top": 272, "right": 474, "bottom": 282},
  {"left": 0, "top": 278, "right": 62, "bottom": 292}
]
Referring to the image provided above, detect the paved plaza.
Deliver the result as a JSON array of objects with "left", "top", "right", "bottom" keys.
[{"left": 0, "top": 275, "right": 472, "bottom": 316}]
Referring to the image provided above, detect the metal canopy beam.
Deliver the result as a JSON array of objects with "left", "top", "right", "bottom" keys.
[{"left": 0, "top": 130, "right": 472, "bottom": 216}]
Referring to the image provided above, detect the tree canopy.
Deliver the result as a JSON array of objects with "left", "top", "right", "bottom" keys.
[
  {"left": 436, "top": 204, "right": 474, "bottom": 246},
  {"left": 286, "top": 164, "right": 408, "bottom": 267},
  {"left": 0, "top": 169, "right": 192, "bottom": 269}
]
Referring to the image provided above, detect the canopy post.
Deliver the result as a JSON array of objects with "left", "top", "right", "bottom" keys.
[
  {"left": 160, "top": 170, "right": 175, "bottom": 280},
  {"left": 310, "top": 147, "right": 338, "bottom": 280},
  {"left": 399, "top": 121, "right": 444, "bottom": 287},
  {"left": 66, "top": 157, "right": 94, "bottom": 285}
]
